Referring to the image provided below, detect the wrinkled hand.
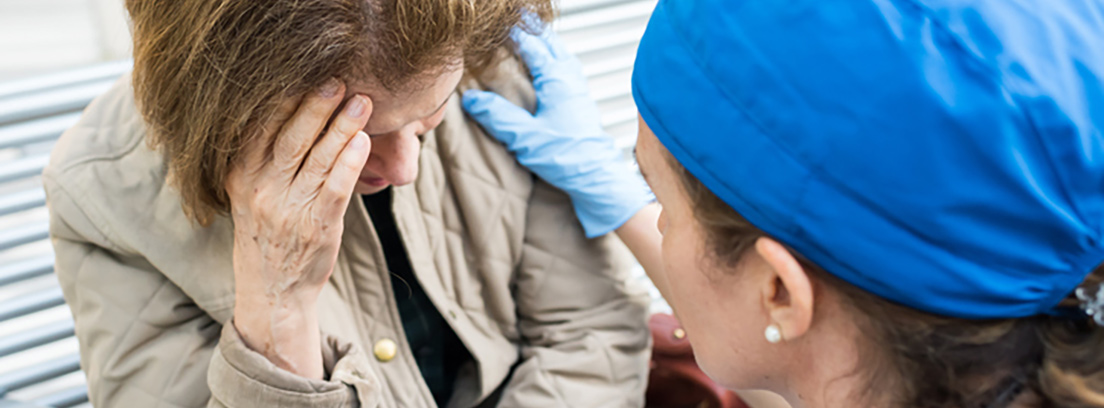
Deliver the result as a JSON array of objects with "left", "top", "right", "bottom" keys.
[
  {"left": 463, "top": 27, "right": 652, "bottom": 238},
  {"left": 225, "top": 79, "right": 371, "bottom": 377}
]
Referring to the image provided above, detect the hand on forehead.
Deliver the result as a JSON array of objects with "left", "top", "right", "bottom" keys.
[{"left": 342, "top": 67, "right": 463, "bottom": 136}]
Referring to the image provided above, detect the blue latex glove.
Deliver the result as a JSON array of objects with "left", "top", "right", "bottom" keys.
[{"left": 463, "top": 27, "right": 653, "bottom": 238}]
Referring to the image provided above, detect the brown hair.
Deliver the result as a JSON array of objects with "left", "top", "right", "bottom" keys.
[
  {"left": 666, "top": 150, "right": 1104, "bottom": 408},
  {"left": 125, "top": 0, "right": 553, "bottom": 225}
]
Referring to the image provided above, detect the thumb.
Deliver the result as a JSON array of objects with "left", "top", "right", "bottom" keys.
[{"left": 462, "top": 89, "right": 533, "bottom": 145}]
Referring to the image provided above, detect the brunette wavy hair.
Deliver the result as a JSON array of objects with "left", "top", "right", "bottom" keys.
[
  {"left": 665, "top": 149, "right": 1104, "bottom": 408},
  {"left": 125, "top": 0, "right": 553, "bottom": 225}
]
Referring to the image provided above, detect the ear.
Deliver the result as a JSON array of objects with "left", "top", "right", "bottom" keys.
[{"left": 754, "top": 237, "right": 814, "bottom": 342}]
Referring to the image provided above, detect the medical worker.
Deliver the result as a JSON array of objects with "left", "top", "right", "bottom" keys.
[{"left": 463, "top": 0, "right": 1104, "bottom": 407}]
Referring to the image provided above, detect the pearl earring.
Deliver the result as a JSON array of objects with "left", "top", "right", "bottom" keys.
[{"left": 764, "top": 324, "right": 783, "bottom": 344}]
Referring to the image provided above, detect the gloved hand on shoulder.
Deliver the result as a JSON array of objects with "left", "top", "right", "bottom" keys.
[{"left": 463, "top": 26, "right": 653, "bottom": 238}]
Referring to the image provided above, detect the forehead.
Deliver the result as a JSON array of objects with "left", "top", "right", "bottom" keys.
[
  {"left": 636, "top": 118, "right": 665, "bottom": 169},
  {"left": 636, "top": 117, "right": 684, "bottom": 193},
  {"left": 347, "top": 68, "right": 464, "bottom": 135}
]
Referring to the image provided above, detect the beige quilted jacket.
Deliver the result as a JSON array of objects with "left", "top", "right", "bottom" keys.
[{"left": 42, "top": 57, "right": 652, "bottom": 408}]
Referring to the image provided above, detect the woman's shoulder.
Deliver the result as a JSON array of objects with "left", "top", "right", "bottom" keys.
[
  {"left": 42, "top": 73, "right": 225, "bottom": 259},
  {"left": 46, "top": 73, "right": 153, "bottom": 177},
  {"left": 427, "top": 51, "right": 536, "bottom": 197},
  {"left": 44, "top": 73, "right": 167, "bottom": 211}
]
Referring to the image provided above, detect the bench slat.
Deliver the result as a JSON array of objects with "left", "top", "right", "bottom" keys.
[
  {"left": 557, "top": 0, "right": 654, "bottom": 32},
  {"left": 30, "top": 385, "right": 86, "bottom": 408},
  {"left": 0, "top": 156, "right": 49, "bottom": 185},
  {"left": 581, "top": 55, "right": 634, "bottom": 78},
  {"left": 0, "top": 113, "right": 80, "bottom": 151},
  {"left": 0, "top": 190, "right": 46, "bottom": 218},
  {"left": 0, "top": 354, "right": 81, "bottom": 397},
  {"left": 569, "top": 28, "right": 642, "bottom": 55},
  {"left": 0, "top": 320, "right": 74, "bottom": 358},
  {"left": 0, "top": 256, "right": 54, "bottom": 287},
  {"left": 0, "top": 288, "right": 65, "bottom": 323},
  {"left": 0, "top": 61, "right": 130, "bottom": 101},
  {"left": 0, "top": 82, "right": 113, "bottom": 127},
  {"left": 560, "top": 0, "right": 640, "bottom": 14},
  {"left": 0, "top": 223, "right": 49, "bottom": 253},
  {"left": 0, "top": 398, "right": 50, "bottom": 408}
]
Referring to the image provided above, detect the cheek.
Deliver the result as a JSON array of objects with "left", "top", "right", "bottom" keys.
[
  {"left": 660, "top": 223, "right": 718, "bottom": 334},
  {"left": 660, "top": 222, "right": 764, "bottom": 388}
]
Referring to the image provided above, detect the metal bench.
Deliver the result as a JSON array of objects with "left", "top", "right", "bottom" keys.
[
  {"left": 0, "top": 1, "right": 658, "bottom": 406},
  {"left": 0, "top": 59, "right": 131, "bottom": 408}
]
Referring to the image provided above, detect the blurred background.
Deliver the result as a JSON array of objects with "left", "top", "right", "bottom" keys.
[
  {"left": 0, "top": 0, "right": 660, "bottom": 407},
  {"left": 0, "top": 0, "right": 131, "bottom": 81}
]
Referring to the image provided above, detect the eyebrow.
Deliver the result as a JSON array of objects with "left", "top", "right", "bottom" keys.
[
  {"left": 425, "top": 94, "right": 451, "bottom": 119},
  {"left": 370, "top": 95, "right": 452, "bottom": 136}
]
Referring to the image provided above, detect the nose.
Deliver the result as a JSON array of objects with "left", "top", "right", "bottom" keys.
[{"left": 364, "top": 129, "right": 422, "bottom": 186}]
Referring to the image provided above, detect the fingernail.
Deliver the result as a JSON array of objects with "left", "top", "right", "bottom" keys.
[
  {"left": 320, "top": 78, "right": 341, "bottom": 97},
  {"left": 345, "top": 96, "right": 366, "bottom": 117},
  {"left": 351, "top": 131, "right": 368, "bottom": 149}
]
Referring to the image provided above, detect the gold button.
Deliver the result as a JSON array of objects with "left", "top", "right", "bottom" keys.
[
  {"left": 673, "top": 328, "right": 686, "bottom": 340},
  {"left": 373, "top": 339, "right": 398, "bottom": 362}
]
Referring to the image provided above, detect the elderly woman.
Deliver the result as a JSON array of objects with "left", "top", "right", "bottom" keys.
[
  {"left": 466, "top": 0, "right": 1104, "bottom": 407},
  {"left": 43, "top": 0, "right": 653, "bottom": 407}
]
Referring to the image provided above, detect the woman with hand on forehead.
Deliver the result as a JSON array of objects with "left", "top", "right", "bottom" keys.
[
  {"left": 44, "top": 0, "right": 655, "bottom": 407},
  {"left": 465, "top": 0, "right": 1104, "bottom": 407}
]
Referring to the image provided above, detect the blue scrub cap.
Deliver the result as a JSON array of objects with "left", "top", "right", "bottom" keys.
[{"left": 632, "top": 0, "right": 1104, "bottom": 319}]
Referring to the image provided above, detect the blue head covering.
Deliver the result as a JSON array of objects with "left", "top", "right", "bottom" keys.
[{"left": 632, "top": 0, "right": 1104, "bottom": 319}]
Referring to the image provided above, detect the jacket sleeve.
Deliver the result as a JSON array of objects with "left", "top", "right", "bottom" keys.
[
  {"left": 44, "top": 174, "right": 382, "bottom": 408},
  {"left": 497, "top": 180, "right": 653, "bottom": 408}
]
